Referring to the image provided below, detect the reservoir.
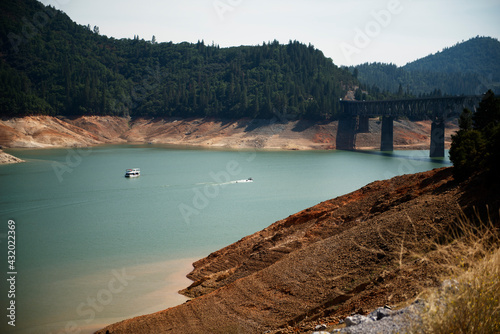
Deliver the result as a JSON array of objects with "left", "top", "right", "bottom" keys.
[{"left": 0, "top": 145, "right": 450, "bottom": 333}]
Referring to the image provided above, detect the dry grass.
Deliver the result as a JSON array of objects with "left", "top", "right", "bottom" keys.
[{"left": 411, "top": 210, "right": 500, "bottom": 334}]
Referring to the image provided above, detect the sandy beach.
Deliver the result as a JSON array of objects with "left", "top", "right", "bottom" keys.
[{"left": 20, "top": 258, "right": 196, "bottom": 334}]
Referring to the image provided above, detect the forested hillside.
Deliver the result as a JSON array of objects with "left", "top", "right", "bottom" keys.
[
  {"left": 349, "top": 37, "right": 500, "bottom": 96},
  {"left": 0, "top": 0, "right": 360, "bottom": 120}
]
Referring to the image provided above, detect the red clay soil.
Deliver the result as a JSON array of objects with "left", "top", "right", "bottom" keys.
[{"left": 95, "top": 167, "right": 495, "bottom": 334}]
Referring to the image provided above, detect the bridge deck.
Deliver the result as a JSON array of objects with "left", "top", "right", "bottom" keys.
[
  {"left": 340, "top": 95, "right": 482, "bottom": 117},
  {"left": 337, "top": 95, "right": 483, "bottom": 157}
]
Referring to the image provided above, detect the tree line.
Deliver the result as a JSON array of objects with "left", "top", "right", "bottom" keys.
[{"left": 0, "top": 0, "right": 365, "bottom": 120}]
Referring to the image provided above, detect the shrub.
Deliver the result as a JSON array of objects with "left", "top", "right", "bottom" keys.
[{"left": 411, "top": 213, "right": 500, "bottom": 334}]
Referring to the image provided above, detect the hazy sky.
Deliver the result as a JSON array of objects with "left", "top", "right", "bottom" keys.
[{"left": 39, "top": 0, "right": 500, "bottom": 66}]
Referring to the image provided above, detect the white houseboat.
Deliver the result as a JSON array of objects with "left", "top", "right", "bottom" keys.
[{"left": 125, "top": 168, "right": 140, "bottom": 177}]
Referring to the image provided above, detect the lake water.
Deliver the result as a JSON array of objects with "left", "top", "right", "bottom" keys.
[{"left": 0, "top": 145, "right": 450, "bottom": 333}]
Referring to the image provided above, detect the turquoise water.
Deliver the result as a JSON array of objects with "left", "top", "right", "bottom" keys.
[{"left": 0, "top": 146, "right": 450, "bottom": 333}]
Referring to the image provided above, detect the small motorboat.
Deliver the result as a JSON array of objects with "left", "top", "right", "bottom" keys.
[
  {"left": 236, "top": 177, "right": 253, "bottom": 183},
  {"left": 125, "top": 168, "right": 140, "bottom": 177}
]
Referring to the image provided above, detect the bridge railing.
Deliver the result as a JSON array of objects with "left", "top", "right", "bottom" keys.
[
  {"left": 336, "top": 95, "right": 483, "bottom": 157},
  {"left": 340, "top": 95, "right": 483, "bottom": 117}
]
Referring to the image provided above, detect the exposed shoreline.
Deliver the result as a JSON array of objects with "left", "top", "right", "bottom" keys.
[
  {"left": 0, "top": 149, "right": 25, "bottom": 164},
  {"left": 0, "top": 115, "right": 458, "bottom": 164},
  {"left": 22, "top": 257, "right": 196, "bottom": 334},
  {"left": 94, "top": 167, "right": 483, "bottom": 334}
]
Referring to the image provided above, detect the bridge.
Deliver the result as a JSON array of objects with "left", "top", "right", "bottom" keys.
[{"left": 337, "top": 95, "right": 483, "bottom": 157}]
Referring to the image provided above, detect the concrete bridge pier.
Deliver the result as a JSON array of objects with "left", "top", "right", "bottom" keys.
[
  {"left": 336, "top": 116, "right": 357, "bottom": 150},
  {"left": 358, "top": 116, "right": 370, "bottom": 133},
  {"left": 430, "top": 119, "right": 445, "bottom": 157},
  {"left": 380, "top": 116, "right": 394, "bottom": 151},
  {"left": 340, "top": 95, "right": 482, "bottom": 157}
]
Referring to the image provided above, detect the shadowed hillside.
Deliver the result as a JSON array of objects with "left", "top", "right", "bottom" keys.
[{"left": 349, "top": 37, "right": 500, "bottom": 96}]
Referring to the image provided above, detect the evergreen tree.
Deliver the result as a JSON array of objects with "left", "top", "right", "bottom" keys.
[
  {"left": 0, "top": 0, "right": 361, "bottom": 120},
  {"left": 450, "top": 90, "right": 500, "bottom": 185}
]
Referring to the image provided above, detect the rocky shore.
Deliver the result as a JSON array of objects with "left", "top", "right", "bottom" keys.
[
  {"left": 314, "top": 301, "right": 424, "bottom": 334},
  {"left": 0, "top": 116, "right": 458, "bottom": 164},
  {"left": 0, "top": 149, "right": 24, "bottom": 164}
]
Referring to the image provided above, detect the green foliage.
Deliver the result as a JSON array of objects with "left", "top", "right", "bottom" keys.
[
  {"left": 0, "top": 0, "right": 359, "bottom": 120},
  {"left": 473, "top": 90, "right": 500, "bottom": 131},
  {"left": 450, "top": 90, "right": 500, "bottom": 184},
  {"left": 348, "top": 37, "right": 500, "bottom": 96},
  {"left": 449, "top": 128, "right": 486, "bottom": 181},
  {"left": 458, "top": 108, "right": 473, "bottom": 131}
]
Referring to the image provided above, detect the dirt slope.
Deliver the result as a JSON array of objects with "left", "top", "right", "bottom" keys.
[
  {"left": 95, "top": 167, "right": 486, "bottom": 334},
  {"left": 0, "top": 116, "right": 101, "bottom": 148},
  {"left": 0, "top": 116, "right": 458, "bottom": 152}
]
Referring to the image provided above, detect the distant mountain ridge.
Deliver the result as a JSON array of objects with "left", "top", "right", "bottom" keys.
[
  {"left": 350, "top": 37, "right": 500, "bottom": 96},
  {"left": 404, "top": 36, "right": 500, "bottom": 76}
]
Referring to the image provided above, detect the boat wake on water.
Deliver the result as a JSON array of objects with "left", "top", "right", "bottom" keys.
[
  {"left": 234, "top": 178, "right": 253, "bottom": 183},
  {"left": 195, "top": 178, "right": 253, "bottom": 186}
]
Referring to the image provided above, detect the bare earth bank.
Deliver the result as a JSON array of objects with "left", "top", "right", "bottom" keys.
[
  {"left": 0, "top": 116, "right": 458, "bottom": 163},
  {"left": 95, "top": 167, "right": 494, "bottom": 334},
  {"left": 0, "top": 149, "right": 25, "bottom": 164},
  {"left": 3, "top": 116, "right": 484, "bottom": 333}
]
